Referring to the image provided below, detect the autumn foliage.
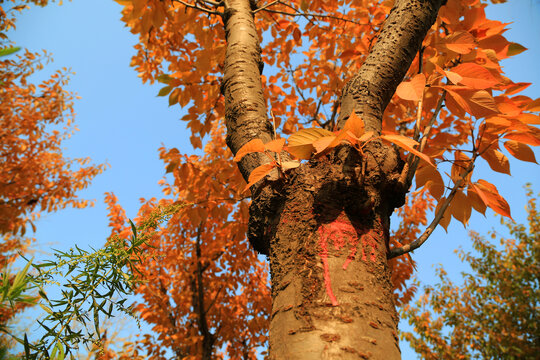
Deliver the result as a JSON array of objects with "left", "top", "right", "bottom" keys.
[
  {"left": 0, "top": 0, "right": 104, "bottom": 344},
  {"left": 105, "top": 126, "right": 270, "bottom": 359},
  {"left": 401, "top": 185, "right": 539, "bottom": 359},
  {"left": 105, "top": 0, "right": 540, "bottom": 357}
]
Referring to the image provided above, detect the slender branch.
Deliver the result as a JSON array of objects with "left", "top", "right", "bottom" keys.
[
  {"left": 252, "top": 0, "right": 278, "bottom": 14},
  {"left": 400, "top": 89, "right": 447, "bottom": 188},
  {"left": 200, "top": 0, "right": 224, "bottom": 6},
  {"left": 388, "top": 154, "right": 476, "bottom": 259},
  {"left": 173, "top": 0, "right": 223, "bottom": 15},
  {"left": 328, "top": 97, "right": 340, "bottom": 130},
  {"left": 261, "top": 8, "right": 368, "bottom": 27}
]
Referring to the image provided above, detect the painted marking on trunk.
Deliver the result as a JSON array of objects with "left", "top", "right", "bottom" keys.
[{"left": 317, "top": 215, "right": 383, "bottom": 306}]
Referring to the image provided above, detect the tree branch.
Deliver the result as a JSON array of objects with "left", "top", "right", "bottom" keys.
[
  {"left": 388, "top": 155, "right": 475, "bottom": 259},
  {"left": 221, "top": 0, "right": 273, "bottom": 182},
  {"left": 173, "top": 0, "right": 223, "bottom": 15},
  {"left": 338, "top": 0, "right": 446, "bottom": 133}
]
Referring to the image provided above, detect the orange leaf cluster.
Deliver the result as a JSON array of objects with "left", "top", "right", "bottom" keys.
[{"left": 1, "top": 0, "right": 105, "bottom": 338}]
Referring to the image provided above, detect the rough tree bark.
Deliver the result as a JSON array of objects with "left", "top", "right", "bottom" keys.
[{"left": 221, "top": 0, "right": 446, "bottom": 358}]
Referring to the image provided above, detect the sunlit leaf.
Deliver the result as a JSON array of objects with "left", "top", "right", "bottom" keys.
[
  {"left": 381, "top": 134, "right": 435, "bottom": 167},
  {"left": 396, "top": 74, "right": 426, "bottom": 101}
]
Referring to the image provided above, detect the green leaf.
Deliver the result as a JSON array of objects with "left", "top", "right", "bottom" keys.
[
  {"left": 156, "top": 74, "right": 171, "bottom": 84},
  {"left": 0, "top": 46, "right": 21, "bottom": 57},
  {"left": 24, "top": 333, "right": 30, "bottom": 359},
  {"left": 129, "top": 219, "right": 138, "bottom": 239},
  {"left": 157, "top": 85, "right": 173, "bottom": 97},
  {"left": 507, "top": 42, "right": 527, "bottom": 56}
]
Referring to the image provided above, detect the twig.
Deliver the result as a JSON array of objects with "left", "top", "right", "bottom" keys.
[
  {"left": 401, "top": 90, "right": 446, "bottom": 188},
  {"left": 252, "top": 0, "right": 279, "bottom": 14},
  {"left": 388, "top": 154, "right": 476, "bottom": 259},
  {"left": 260, "top": 6, "right": 369, "bottom": 27},
  {"left": 173, "top": 0, "right": 222, "bottom": 15}
]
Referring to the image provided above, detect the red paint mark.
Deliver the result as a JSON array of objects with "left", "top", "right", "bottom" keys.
[
  {"left": 317, "top": 215, "right": 386, "bottom": 305},
  {"left": 317, "top": 214, "right": 362, "bottom": 306},
  {"left": 342, "top": 246, "right": 356, "bottom": 270}
]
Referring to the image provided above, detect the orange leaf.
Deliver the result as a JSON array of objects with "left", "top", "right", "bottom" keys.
[
  {"left": 503, "top": 132, "right": 540, "bottom": 146},
  {"left": 444, "top": 70, "right": 463, "bottom": 85},
  {"left": 435, "top": 197, "right": 451, "bottom": 232},
  {"left": 481, "top": 148, "right": 510, "bottom": 175},
  {"left": 415, "top": 164, "right": 444, "bottom": 199},
  {"left": 342, "top": 112, "right": 366, "bottom": 138},
  {"left": 526, "top": 98, "right": 540, "bottom": 112},
  {"left": 451, "top": 151, "right": 472, "bottom": 184},
  {"left": 449, "top": 190, "right": 472, "bottom": 226},
  {"left": 467, "top": 187, "right": 487, "bottom": 215},
  {"left": 503, "top": 140, "right": 537, "bottom": 163},
  {"left": 516, "top": 113, "right": 540, "bottom": 125},
  {"left": 313, "top": 136, "right": 337, "bottom": 154},
  {"left": 234, "top": 139, "right": 266, "bottom": 162},
  {"left": 265, "top": 138, "right": 286, "bottom": 153},
  {"left": 468, "top": 90, "right": 499, "bottom": 118},
  {"left": 244, "top": 163, "right": 277, "bottom": 192},
  {"left": 380, "top": 134, "right": 435, "bottom": 167},
  {"left": 471, "top": 180, "right": 512, "bottom": 219},
  {"left": 452, "top": 63, "right": 499, "bottom": 89},
  {"left": 396, "top": 74, "right": 426, "bottom": 101},
  {"left": 442, "top": 31, "right": 476, "bottom": 54}
]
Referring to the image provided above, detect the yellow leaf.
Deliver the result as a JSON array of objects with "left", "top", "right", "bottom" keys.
[
  {"left": 286, "top": 128, "right": 334, "bottom": 159},
  {"left": 507, "top": 42, "right": 527, "bottom": 57},
  {"left": 234, "top": 139, "right": 265, "bottom": 162},
  {"left": 281, "top": 161, "right": 301, "bottom": 170}
]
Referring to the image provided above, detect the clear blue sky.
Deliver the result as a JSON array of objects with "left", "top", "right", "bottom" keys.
[{"left": 8, "top": 0, "right": 540, "bottom": 358}]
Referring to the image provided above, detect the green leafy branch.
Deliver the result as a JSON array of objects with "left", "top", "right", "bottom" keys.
[{"left": 1, "top": 202, "right": 187, "bottom": 360}]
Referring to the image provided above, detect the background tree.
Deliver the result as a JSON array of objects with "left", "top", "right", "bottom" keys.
[
  {"left": 113, "top": 0, "right": 540, "bottom": 357},
  {"left": 401, "top": 185, "right": 539, "bottom": 360},
  {"left": 105, "top": 126, "right": 271, "bottom": 359},
  {"left": 0, "top": 0, "right": 105, "bottom": 355}
]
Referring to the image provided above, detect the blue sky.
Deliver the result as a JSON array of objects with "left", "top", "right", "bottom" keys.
[{"left": 7, "top": 0, "right": 540, "bottom": 358}]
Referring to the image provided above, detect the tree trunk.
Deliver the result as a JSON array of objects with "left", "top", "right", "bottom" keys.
[
  {"left": 221, "top": 0, "right": 446, "bottom": 358},
  {"left": 265, "top": 144, "right": 405, "bottom": 359}
]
